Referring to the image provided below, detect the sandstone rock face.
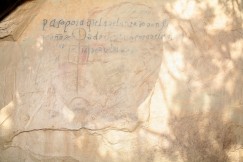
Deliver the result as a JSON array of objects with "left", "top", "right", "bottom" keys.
[{"left": 0, "top": 0, "right": 243, "bottom": 162}]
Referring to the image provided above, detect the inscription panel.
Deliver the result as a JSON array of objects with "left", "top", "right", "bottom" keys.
[{"left": 23, "top": 3, "right": 170, "bottom": 129}]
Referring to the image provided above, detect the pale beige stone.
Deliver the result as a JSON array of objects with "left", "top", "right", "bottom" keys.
[
  {"left": 0, "top": 0, "right": 44, "bottom": 41},
  {"left": 0, "top": 0, "right": 243, "bottom": 162}
]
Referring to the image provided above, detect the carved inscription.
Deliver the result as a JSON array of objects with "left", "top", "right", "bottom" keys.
[{"left": 37, "top": 3, "right": 165, "bottom": 128}]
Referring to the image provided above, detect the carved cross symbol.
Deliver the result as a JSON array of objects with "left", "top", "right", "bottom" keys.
[
  {"left": 68, "top": 27, "right": 89, "bottom": 64},
  {"left": 68, "top": 45, "right": 89, "bottom": 64}
]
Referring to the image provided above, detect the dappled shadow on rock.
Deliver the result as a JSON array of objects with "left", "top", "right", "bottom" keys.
[
  {"left": 155, "top": 0, "right": 243, "bottom": 161},
  {"left": 0, "top": 0, "right": 243, "bottom": 161}
]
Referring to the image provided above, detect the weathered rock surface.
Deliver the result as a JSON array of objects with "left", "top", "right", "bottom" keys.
[{"left": 0, "top": 0, "right": 243, "bottom": 161}]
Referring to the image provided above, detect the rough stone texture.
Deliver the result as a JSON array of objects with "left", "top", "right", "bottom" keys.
[
  {"left": 0, "top": 0, "right": 44, "bottom": 41},
  {"left": 0, "top": 0, "right": 243, "bottom": 162}
]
